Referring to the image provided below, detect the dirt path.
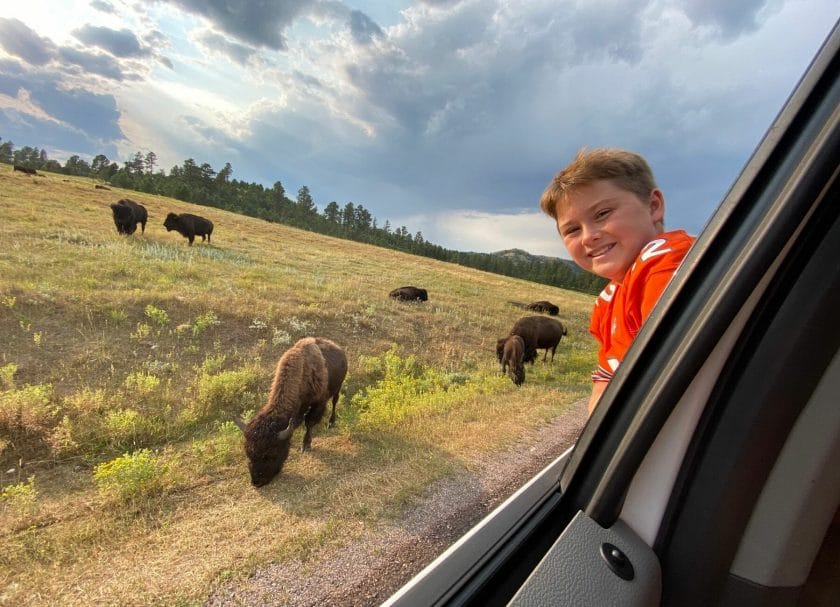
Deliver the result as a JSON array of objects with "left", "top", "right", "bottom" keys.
[{"left": 205, "top": 399, "right": 589, "bottom": 606}]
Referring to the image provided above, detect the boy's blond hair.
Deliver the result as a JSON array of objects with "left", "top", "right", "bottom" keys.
[{"left": 540, "top": 147, "right": 659, "bottom": 220}]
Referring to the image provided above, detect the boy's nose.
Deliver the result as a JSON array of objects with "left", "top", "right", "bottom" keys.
[{"left": 581, "top": 224, "right": 601, "bottom": 244}]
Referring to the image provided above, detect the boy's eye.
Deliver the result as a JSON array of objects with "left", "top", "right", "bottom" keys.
[
  {"left": 595, "top": 208, "right": 611, "bottom": 220},
  {"left": 562, "top": 226, "right": 580, "bottom": 237}
]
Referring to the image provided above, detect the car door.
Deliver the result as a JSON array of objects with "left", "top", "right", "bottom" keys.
[{"left": 383, "top": 18, "right": 840, "bottom": 607}]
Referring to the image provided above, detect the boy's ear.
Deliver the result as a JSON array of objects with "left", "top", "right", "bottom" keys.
[{"left": 649, "top": 189, "right": 665, "bottom": 223}]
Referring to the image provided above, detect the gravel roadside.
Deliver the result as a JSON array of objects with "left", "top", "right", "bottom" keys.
[{"left": 205, "top": 398, "right": 589, "bottom": 607}]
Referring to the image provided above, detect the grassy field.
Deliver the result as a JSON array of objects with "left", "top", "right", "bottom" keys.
[{"left": 0, "top": 164, "right": 597, "bottom": 605}]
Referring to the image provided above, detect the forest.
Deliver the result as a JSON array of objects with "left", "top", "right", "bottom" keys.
[{"left": 0, "top": 138, "right": 606, "bottom": 294}]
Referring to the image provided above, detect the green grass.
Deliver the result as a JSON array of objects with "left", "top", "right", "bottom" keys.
[{"left": 0, "top": 165, "right": 598, "bottom": 605}]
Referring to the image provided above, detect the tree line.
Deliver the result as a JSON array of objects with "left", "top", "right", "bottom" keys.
[{"left": 0, "top": 137, "right": 606, "bottom": 294}]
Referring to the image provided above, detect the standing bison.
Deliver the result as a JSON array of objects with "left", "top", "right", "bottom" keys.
[
  {"left": 110, "top": 199, "right": 147, "bottom": 235},
  {"left": 497, "top": 315, "right": 568, "bottom": 365},
  {"left": 501, "top": 334, "right": 526, "bottom": 386},
  {"left": 13, "top": 164, "right": 37, "bottom": 175},
  {"left": 526, "top": 300, "right": 560, "bottom": 315},
  {"left": 163, "top": 212, "right": 213, "bottom": 245},
  {"left": 389, "top": 286, "right": 428, "bottom": 301},
  {"left": 234, "top": 337, "right": 348, "bottom": 487}
]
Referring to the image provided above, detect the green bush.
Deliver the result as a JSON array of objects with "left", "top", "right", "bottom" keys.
[
  {"left": 0, "top": 363, "right": 17, "bottom": 390},
  {"left": 144, "top": 304, "right": 169, "bottom": 328},
  {"left": 93, "top": 449, "right": 168, "bottom": 503},
  {"left": 1, "top": 475, "right": 39, "bottom": 522},
  {"left": 123, "top": 371, "right": 161, "bottom": 395},
  {"left": 48, "top": 416, "right": 79, "bottom": 457},
  {"left": 0, "top": 384, "right": 58, "bottom": 460},
  {"left": 193, "top": 367, "right": 261, "bottom": 419},
  {"left": 189, "top": 421, "right": 242, "bottom": 472},
  {"left": 192, "top": 311, "right": 220, "bottom": 337},
  {"left": 349, "top": 347, "right": 508, "bottom": 429},
  {"left": 103, "top": 408, "right": 162, "bottom": 451}
]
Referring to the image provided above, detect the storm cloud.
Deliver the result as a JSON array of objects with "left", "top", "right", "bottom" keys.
[{"left": 0, "top": 0, "right": 836, "bottom": 256}]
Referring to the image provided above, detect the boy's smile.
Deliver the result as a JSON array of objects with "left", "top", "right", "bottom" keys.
[{"left": 555, "top": 179, "right": 664, "bottom": 283}]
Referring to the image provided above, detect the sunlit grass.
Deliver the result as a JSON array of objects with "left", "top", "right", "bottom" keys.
[{"left": 0, "top": 165, "right": 598, "bottom": 605}]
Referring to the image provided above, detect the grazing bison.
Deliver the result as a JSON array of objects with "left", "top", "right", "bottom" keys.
[
  {"left": 526, "top": 300, "right": 560, "bottom": 316},
  {"left": 163, "top": 212, "right": 213, "bottom": 245},
  {"left": 234, "top": 337, "right": 348, "bottom": 487},
  {"left": 13, "top": 164, "right": 37, "bottom": 175},
  {"left": 389, "top": 286, "right": 428, "bottom": 302},
  {"left": 497, "top": 315, "right": 568, "bottom": 365},
  {"left": 501, "top": 334, "right": 526, "bottom": 386},
  {"left": 110, "top": 199, "right": 148, "bottom": 235}
]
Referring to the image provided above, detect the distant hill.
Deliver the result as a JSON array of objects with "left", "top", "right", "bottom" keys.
[{"left": 491, "top": 248, "right": 581, "bottom": 272}]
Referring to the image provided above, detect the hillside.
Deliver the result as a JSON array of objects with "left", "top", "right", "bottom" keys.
[
  {"left": 0, "top": 166, "right": 597, "bottom": 606},
  {"left": 492, "top": 247, "right": 580, "bottom": 271}
]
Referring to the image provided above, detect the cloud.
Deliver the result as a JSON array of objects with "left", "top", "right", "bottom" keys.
[
  {"left": 1, "top": 0, "right": 835, "bottom": 257},
  {"left": 349, "top": 10, "right": 384, "bottom": 44},
  {"left": 159, "top": 0, "right": 314, "bottom": 50},
  {"left": 0, "top": 18, "right": 58, "bottom": 66},
  {"left": 681, "top": 0, "right": 781, "bottom": 39},
  {"left": 405, "top": 210, "right": 568, "bottom": 258},
  {"left": 57, "top": 46, "right": 129, "bottom": 81},
  {"left": 72, "top": 24, "right": 151, "bottom": 58},
  {"left": 90, "top": 0, "right": 116, "bottom": 15},
  {"left": 194, "top": 30, "right": 256, "bottom": 65}
]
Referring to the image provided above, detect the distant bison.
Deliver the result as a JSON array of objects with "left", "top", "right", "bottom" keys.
[
  {"left": 501, "top": 334, "right": 525, "bottom": 386},
  {"left": 163, "top": 212, "right": 213, "bottom": 245},
  {"left": 526, "top": 300, "right": 560, "bottom": 316},
  {"left": 234, "top": 337, "right": 348, "bottom": 487},
  {"left": 389, "top": 286, "right": 428, "bottom": 302},
  {"left": 13, "top": 165, "right": 37, "bottom": 175},
  {"left": 497, "top": 315, "right": 568, "bottom": 365},
  {"left": 110, "top": 199, "right": 147, "bottom": 235}
]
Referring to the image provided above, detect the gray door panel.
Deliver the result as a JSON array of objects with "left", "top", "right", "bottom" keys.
[{"left": 508, "top": 511, "right": 660, "bottom": 606}]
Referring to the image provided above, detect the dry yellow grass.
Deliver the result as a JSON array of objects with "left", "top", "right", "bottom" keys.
[{"left": 0, "top": 165, "right": 597, "bottom": 605}]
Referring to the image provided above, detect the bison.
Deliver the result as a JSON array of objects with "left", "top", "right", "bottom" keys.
[
  {"left": 389, "top": 286, "right": 428, "bottom": 302},
  {"left": 13, "top": 164, "right": 37, "bottom": 175},
  {"left": 501, "top": 334, "right": 525, "bottom": 386},
  {"left": 497, "top": 315, "right": 568, "bottom": 365},
  {"left": 526, "top": 300, "right": 560, "bottom": 316},
  {"left": 234, "top": 337, "right": 348, "bottom": 487},
  {"left": 110, "top": 199, "right": 148, "bottom": 235},
  {"left": 163, "top": 212, "right": 213, "bottom": 245}
]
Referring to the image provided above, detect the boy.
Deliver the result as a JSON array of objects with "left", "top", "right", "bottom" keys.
[{"left": 540, "top": 148, "right": 695, "bottom": 414}]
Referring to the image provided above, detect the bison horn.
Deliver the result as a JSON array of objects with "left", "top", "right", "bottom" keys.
[
  {"left": 233, "top": 415, "right": 247, "bottom": 432},
  {"left": 277, "top": 417, "right": 300, "bottom": 441}
]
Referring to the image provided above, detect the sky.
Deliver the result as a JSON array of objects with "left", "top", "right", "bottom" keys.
[{"left": 0, "top": 1, "right": 837, "bottom": 259}]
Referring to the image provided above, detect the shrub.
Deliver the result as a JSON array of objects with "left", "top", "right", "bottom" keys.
[
  {"left": 144, "top": 304, "right": 169, "bottom": 328},
  {"left": 0, "top": 363, "right": 16, "bottom": 390},
  {"left": 62, "top": 388, "right": 110, "bottom": 417},
  {"left": 200, "top": 354, "right": 226, "bottom": 375},
  {"left": 123, "top": 371, "right": 161, "bottom": 394},
  {"left": 349, "top": 348, "right": 508, "bottom": 430},
  {"left": 189, "top": 421, "right": 242, "bottom": 472},
  {"left": 48, "top": 416, "right": 79, "bottom": 457},
  {"left": 1, "top": 475, "right": 39, "bottom": 523},
  {"left": 103, "top": 409, "right": 161, "bottom": 451},
  {"left": 108, "top": 308, "right": 128, "bottom": 323},
  {"left": 93, "top": 449, "right": 168, "bottom": 503},
  {"left": 192, "top": 311, "right": 220, "bottom": 337},
  {"left": 130, "top": 322, "right": 151, "bottom": 340},
  {"left": 192, "top": 368, "right": 261, "bottom": 419},
  {"left": 0, "top": 384, "right": 58, "bottom": 460}
]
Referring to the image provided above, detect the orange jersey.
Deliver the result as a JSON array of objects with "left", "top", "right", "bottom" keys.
[{"left": 590, "top": 229, "right": 695, "bottom": 383}]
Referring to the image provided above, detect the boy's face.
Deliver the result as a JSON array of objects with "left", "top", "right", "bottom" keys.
[{"left": 555, "top": 179, "right": 664, "bottom": 283}]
